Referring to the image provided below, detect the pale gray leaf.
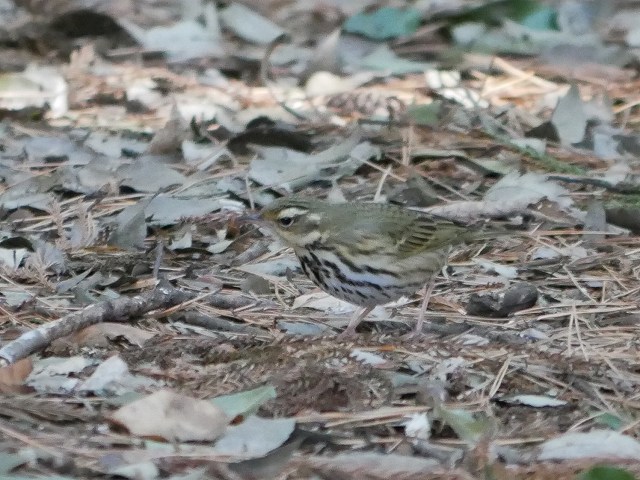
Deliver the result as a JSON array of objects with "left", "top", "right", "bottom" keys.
[
  {"left": 58, "top": 157, "right": 120, "bottom": 195},
  {"left": 404, "top": 413, "right": 431, "bottom": 440},
  {"left": 182, "top": 141, "right": 231, "bottom": 169},
  {"left": 592, "top": 128, "right": 622, "bottom": 160},
  {"left": 146, "top": 196, "right": 221, "bottom": 226},
  {"left": 277, "top": 321, "right": 329, "bottom": 335},
  {"left": 0, "top": 65, "right": 68, "bottom": 118},
  {"left": 484, "top": 172, "right": 572, "bottom": 210},
  {"left": 85, "top": 131, "right": 148, "bottom": 158},
  {"left": 0, "top": 247, "right": 28, "bottom": 269},
  {"left": 109, "top": 200, "right": 148, "bottom": 250},
  {"left": 213, "top": 416, "right": 294, "bottom": 458},
  {"left": 0, "top": 192, "right": 54, "bottom": 211},
  {"left": 78, "top": 355, "right": 158, "bottom": 395},
  {"left": 77, "top": 356, "right": 130, "bottom": 393},
  {"left": 168, "top": 229, "right": 193, "bottom": 250},
  {"left": 358, "top": 45, "right": 434, "bottom": 74},
  {"left": 220, "top": 3, "right": 285, "bottom": 45},
  {"left": 108, "top": 461, "right": 159, "bottom": 480},
  {"left": 211, "top": 385, "right": 277, "bottom": 418},
  {"left": 237, "top": 258, "right": 299, "bottom": 277},
  {"left": 538, "top": 430, "right": 640, "bottom": 460},
  {"left": 207, "top": 239, "right": 232, "bottom": 254},
  {"left": 0, "top": 174, "right": 58, "bottom": 211},
  {"left": 24, "top": 136, "right": 91, "bottom": 165},
  {"left": 26, "top": 356, "right": 96, "bottom": 394},
  {"left": 305, "top": 71, "right": 376, "bottom": 97},
  {"left": 249, "top": 135, "right": 363, "bottom": 190},
  {"left": 1, "top": 288, "right": 33, "bottom": 307},
  {"left": 118, "top": 158, "right": 186, "bottom": 193},
  {"left": 551, "top": 84, "right": 587, "bottom": 145},
  {"left": 304, "top": 28, "right": 342, "bottom": 78},
  {"left": 499, "top": 394, "right": 567, "bottom": 408},
  {"left": 119, "top": 4, "right": 223, "bottom": 61}
]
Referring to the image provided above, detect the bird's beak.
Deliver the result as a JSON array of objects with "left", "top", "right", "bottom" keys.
[{"left": 237, "top": 211, "right": 264, "bottom": 225}]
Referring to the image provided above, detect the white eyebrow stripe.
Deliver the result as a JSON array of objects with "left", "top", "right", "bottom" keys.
[{"left": 278, "top": 207, "right": 309, "bottom": 218}]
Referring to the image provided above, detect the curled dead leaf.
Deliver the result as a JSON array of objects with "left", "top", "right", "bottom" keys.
[
  {"left": 0, "top": 357, "right": 33, "bottom": 391},
  {"left": 109, "top": 389, "right": 228, "bottom": 442}
]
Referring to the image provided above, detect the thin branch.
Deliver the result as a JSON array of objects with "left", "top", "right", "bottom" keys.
[{"left": 0, "top": 282, "right": 194, "bottom": 366}]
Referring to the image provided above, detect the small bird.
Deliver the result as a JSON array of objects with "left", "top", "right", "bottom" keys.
[{"left": 254, "top": 196, "right": 501, "bottom": 337}]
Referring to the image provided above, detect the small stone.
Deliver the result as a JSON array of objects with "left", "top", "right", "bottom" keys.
[{"left": 466, "top": 283, "right": 538, "bottom": 318}]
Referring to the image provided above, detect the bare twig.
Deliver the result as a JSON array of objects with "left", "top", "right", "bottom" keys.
[
  {"left": 153, "top": 238, "right": 164, "bottom": 280},
  {"left": 0, "top": 282, "right": 194, "bottom": 366},
  {"left": 178, "top": 311, "right": 267, "bottom": 336}
]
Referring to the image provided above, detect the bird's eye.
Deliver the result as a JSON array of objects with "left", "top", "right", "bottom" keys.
[{"left": 278, "top": 216, "right": 294, "bottom": 227}]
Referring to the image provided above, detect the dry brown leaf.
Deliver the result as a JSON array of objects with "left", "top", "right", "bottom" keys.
[
  {"left": 60, "top": 322, "right": 155, "bottom": 349},
  {"left": 0, "top": 357, "right": 32, "bottom": 386},
  {"left": 109, "top": 389, "right": 228, "bottom": 442}
]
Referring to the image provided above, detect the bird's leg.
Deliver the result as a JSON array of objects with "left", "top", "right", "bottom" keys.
[
  {"left": 414, "top": 276, "right": 436, "bottom": 334},
  {"left": 339, "top": 306, "right": 374, "bottom": 338}
]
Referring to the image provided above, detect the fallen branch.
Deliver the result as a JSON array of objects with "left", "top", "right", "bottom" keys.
[
  {"left": 0, "top": 281, "right": 194, "bottom": 366},
  {"left": 178, "top": 311, "right": 267, "bottom": 336}
]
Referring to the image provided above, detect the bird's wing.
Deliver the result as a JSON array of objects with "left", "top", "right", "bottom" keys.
[
  {"left": 392, "top": 215, "right": 469, "bottom": 256},
  {"left": 322, "top": 204, "right": 408, "bottom": 253},
  {"left": 326, "top": 204, "right": 469, "bottom": 257}
]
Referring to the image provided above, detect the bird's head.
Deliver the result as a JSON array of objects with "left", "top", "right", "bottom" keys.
[{"left": 256, "top": 197, "right": 326, "bottom": 248}]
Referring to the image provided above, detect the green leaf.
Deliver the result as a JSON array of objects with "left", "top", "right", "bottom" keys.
[
  {"left": 211, "top": 385, "right": 277, "bottom": 418},
  {"left": 579, "top": 465, "right": 637, "bottom": 480},
  {"left": 520, "top": 7, "right": 558, "bottom": 30},
  {"left": 449, "top": 0, "right": 544, "bottom": 25},
  {"left": 593, "top": 412, "right": 625, "bottom": 430},
  {"left": 0, "top": 452, "right": 27, "bottom": 475},
  {"left": 406, "top": 103, "right": 441, "bottom": 126},
  {"left": 358, "top": 45, "right": 434, "bottom": 75},
  {"left": 344, "top": 7, "right": 421, "bottom": 40}
]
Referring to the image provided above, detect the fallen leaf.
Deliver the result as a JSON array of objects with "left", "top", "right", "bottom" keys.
[
  {"left": 0, "top": 358, "right": 32, "bottom": 387},
  {"left": 110, "top": 389, "right": 228, "bottom": 442},
  {"left": 551, "top": 84, "right": 587, "bottom": 145},
  {"left": 249, "top": 135, "right": 366, "bottom": 191},
  {"left": 26, "top": 356, "right": 96, "bottom": 394},
  {"left": 66, "top": 323, "right": 155, "bottom": 348},
  {"left": 119, "top": 3, "right": 223, "bottom": 60},
  {"left": 219, "top": 3, "right": 284, "bottom": 45},
  {"left": 212, "top": 416, "right": 294, "bottom": 457},
  {"left": 498, "top": 394, "right": 567, "bottom": 408},
  {"left": 212, "top": 385, "right": 277, "bottom": 419},
  {"left": 538, "top": 430, "right": 640, "bottom": 460},
  {"left": 344, "top": 7, "right": 421, "bottom": 40}
]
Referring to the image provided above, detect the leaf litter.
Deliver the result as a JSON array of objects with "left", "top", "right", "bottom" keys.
[{"left": 0, "top": 0, "right": 640, "bottom": 479}]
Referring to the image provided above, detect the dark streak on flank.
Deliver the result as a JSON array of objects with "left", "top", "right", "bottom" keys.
[
  {"left": 307, "top": 240, "right": 401, "bottom": 278},
  {"left": 299, "top": 254, "right": 328, "bottom": 289},
  {"left": 298, "top": 249, "right": 388, "bottom": 293},
  {"left": 316, "top": 255, "right": 384, "bottom": 291}
]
